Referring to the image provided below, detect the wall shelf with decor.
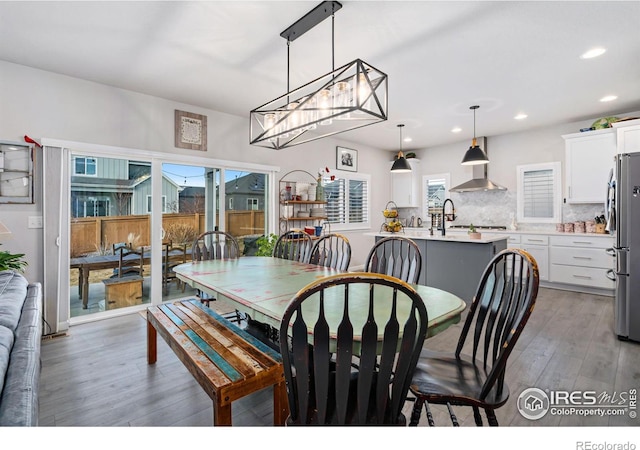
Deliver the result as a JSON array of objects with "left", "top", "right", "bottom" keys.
[
  {"left": 279, "top": 170, "right": 327, "bottom": 234},
  {"left": 0, "top": 140, "right": 34, "bottom": 204}
]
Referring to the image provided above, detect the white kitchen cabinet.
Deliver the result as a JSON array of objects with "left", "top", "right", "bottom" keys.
[
  {"left": 504, "top": 234, "right": 521, "bottom": 247},
  {"left": 390, "top": 158, "right": 421, "bottom": 207},
  {"left": 549, "top": 235, "right": 615, "bottom": 291},
  {"left": 613, "top": 118, "right": 640, "bottom": 154},
  {"left": 516, "top": 234, "right": 549, "bottom": 281},
  {"left": 563, "top": 129, "right": 616, "bottom": 204},
  {"left": 492, "top": 232, "right": 549, "bottom": 281}
]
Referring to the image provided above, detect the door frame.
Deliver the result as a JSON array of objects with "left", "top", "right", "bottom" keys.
[{"left": 42, "top": 138, "right": 279, "bottom": 330}]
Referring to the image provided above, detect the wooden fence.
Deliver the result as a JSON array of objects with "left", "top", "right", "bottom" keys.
[{"left": 70, "top": 210, "right": 265, "bottom": 257}]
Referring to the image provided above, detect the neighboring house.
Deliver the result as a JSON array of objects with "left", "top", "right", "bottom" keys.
[
  {"left": 226, "top": 173, "right": 265, "bottom": 211},
  {"left": 70, "top": 156, "right": 182, "bottom": 217}
]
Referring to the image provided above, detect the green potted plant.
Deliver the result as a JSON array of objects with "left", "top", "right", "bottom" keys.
[
  {"left": 0, "top": 244, "right": 27, "bottom": 272},
  {"left": 256, "top": 233, "right": 278, "bottom": 256},
  {"left": 468, "top": 223, "right": 481, "bottom": 240}
]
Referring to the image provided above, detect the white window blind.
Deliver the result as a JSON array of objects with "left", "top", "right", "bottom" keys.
[
  {"left": 323, "top": 173, "right": 370, "bottom": 229},
  {"left": 325, "top": 178, "right": 345, "bottom": 224},
  {"left": 517, "top": 162, "right": 561, "bottom": 223},
  {"left": 348, "top": 179, "right": 368, "bottom": 224},
  {"left": 523, "top": 169, "right": 554, "bottom": 218}
]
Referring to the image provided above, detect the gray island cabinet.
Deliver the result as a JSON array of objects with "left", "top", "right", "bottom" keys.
[{"left": 364, "top": 231, "right": 508, "bottom": 303}]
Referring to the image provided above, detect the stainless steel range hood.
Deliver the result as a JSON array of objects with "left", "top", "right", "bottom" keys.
[{"left": 449, "top": 137, "right": 506, "bottom": 192}]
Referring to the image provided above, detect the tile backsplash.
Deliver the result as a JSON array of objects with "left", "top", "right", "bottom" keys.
[{"left": 397, "top": 191, "right": 606, "bottom": 232}]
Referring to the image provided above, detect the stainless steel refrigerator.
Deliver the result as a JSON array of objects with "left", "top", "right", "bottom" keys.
[{"left": 611, "top": 152, "right": 640, "bottom": 342}]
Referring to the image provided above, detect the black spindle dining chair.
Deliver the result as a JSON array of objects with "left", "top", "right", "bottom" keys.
[
  {"left": 308, "top": 233, "right": 351, "bottom": 271},
  {"left": 364, "top": 236, "right": 422, "bottom": 284},
  {"left": 407, "top": 248, "right": 539, "bottom": 426},
  {"left": 279, "top": 272, "right": 428, "bottom": 425},
  {"left": 191, "top": 230, "right": 242, "bottom": 322},
  {"left": 273, "top": 229, "right": 314, "bottom": 263}
]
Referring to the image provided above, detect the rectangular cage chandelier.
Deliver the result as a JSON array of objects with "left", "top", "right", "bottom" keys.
[{"left": 250, "top": 1, "right": 388, "bottom": 150}]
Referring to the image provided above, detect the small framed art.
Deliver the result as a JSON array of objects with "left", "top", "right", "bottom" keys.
[
  {"left": 336, "top": 146, "right": 357, "bottom": 172},
  {"left": 175, "top": 110, "right": 207, "bottom": 151}
]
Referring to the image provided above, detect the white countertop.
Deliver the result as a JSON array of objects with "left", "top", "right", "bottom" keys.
[
  {"left": 364, "top": 231, "right": 509, "bottom": 244},
  {"left": 406, "top": 227, "right": 614, "bottom": 239}
]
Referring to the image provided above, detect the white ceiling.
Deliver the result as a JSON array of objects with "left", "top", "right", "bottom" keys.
[{"left": 1, "top": 1, "right": 639, "bottom": 151}]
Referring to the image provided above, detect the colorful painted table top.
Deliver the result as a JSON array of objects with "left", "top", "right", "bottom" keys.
[{"left": 174, "top": 257, "right": 466, "bottom": 340}]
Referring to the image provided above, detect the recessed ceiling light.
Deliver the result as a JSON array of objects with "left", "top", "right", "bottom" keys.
[
  {"left": 514, "top": 113, "right": 528, "bottom": 120},
  {"left": 451, "top": 127, "right": 462, "bottom": 133},
  {"left": 580, "top": 47, "right": 606, "bottom": 59},
  {"left": 600, "top": 95, "right": 618, "bottom": 102},
  {"left": 403, "top": 137, "right": 412, "bottom": 143}
]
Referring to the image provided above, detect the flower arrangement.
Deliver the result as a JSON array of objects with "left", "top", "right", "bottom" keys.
[{"left": 318, "top": 166, "right": 335, "bottom": 182}]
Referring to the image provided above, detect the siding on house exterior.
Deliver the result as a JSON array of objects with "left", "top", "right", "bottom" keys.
[
  {"left": 132, "top": 175, "right": 181, "bottom": 214},
  {"left": 72, "top": 155, "right": 129, "bottom": 180},
  {"left": 71, "top": 156, "right": 181, "bottom": 216}
]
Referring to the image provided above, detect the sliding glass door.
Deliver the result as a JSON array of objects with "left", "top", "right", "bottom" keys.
[
  {"left": 159, "top": 165, "right": 269, "bottom": 301},
  {"left": 159, "top": 163, "right": 218, "bottom": 302},
  {"left": 68, "top": 153, "right": 271, "bottom": 319},
  {"left": 69, "top": 155, "right": 158, "bottom": 317}
]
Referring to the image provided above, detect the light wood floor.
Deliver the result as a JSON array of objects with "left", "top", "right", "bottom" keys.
[{"left": 39, "top": 287, "right": 640, "bottom": 427}]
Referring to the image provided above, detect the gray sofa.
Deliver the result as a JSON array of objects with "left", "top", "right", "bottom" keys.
[{"left": 0, "top": 270, "right": 42, "bottom": 426}]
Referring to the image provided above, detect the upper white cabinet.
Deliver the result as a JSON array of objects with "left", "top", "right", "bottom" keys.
[
  {"left": 390, "top": 158, "right": 421, "bottom": 207},
  {"left": 563, "top": 129, "right": 616, "bottom": 204},
  {"left": 613, "top": 118, "right": 640, "bottom": 154}
]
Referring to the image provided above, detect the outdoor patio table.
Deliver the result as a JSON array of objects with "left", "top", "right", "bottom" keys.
[{"left": 70, "top": 246, "right": 191, "bottom": 308}]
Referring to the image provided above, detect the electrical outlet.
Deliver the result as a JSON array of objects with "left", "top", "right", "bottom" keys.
[{"left": 28, "top": 216, "right": 43, "bottom": 229}]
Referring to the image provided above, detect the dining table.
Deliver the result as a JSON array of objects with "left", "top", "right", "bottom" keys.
[{"left": 173, "top": 256, "right": 467, "bottom": 342}]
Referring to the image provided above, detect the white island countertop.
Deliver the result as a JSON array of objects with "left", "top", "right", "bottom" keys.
[{"left": 364, "top": 230, "right": 508, "bottom": 245}]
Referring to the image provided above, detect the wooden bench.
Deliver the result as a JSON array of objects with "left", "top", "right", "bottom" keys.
[
  {"left": 102, "top": 276, "right": 143, "bottom": 309},
  {"left": 146, "top": 299, "right": 288, "bottom": 426}
]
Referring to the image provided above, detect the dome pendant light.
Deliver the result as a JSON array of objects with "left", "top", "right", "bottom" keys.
[
  {"left": 461, "top": 105, "right": 489, "bottom": 165},
  {"left": 391, "top": 124, "right": 412, "bottom": 172}
]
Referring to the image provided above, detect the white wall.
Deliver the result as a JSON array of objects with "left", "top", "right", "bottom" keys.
[{"left": 0, "top": 60, "right": 391, "bottom": 285}]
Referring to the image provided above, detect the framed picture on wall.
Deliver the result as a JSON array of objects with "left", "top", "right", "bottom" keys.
[
  {"left": 175, "top": 110, "right": 207, "bottom": 151},
  {"left": 336, "top": 146, "right": 357, "bottom": 172}
]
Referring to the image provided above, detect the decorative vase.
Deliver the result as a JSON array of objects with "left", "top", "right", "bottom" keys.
[{"left": 316, "top": 178, "right": 324, "bottom": 201}]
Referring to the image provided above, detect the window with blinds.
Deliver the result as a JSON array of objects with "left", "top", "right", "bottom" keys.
[
  {"left": 517, "top": 162, "right": 562, "bottom": 223},
  {"left": 323, "top": 174, "right": 370, "bottom": 229},
  {"left": 422, "top": 173, "right": 450, "bottom": 218}
]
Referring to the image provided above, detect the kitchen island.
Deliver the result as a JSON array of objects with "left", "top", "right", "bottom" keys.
[{"left": 365, "top": 230, "right": 508, "bottom": 303}]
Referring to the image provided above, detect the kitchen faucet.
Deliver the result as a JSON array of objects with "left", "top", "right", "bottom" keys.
[{"left": 440, "top": 198, "right": 456, "bottom": 236}]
